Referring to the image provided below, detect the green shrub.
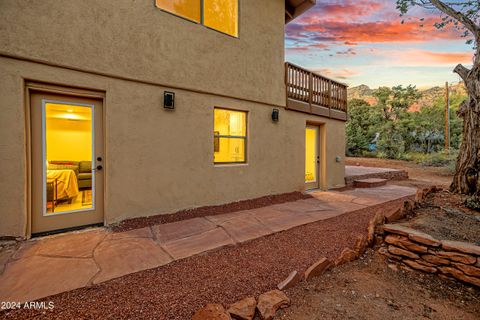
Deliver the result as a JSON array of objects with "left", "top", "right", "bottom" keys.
[{"left": 465, "top": 196, "right": 480, "bottom": 211}]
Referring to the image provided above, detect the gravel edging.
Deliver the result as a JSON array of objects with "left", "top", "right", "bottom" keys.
[{"left": 111, "top": 191, "right": 311, "bottom": 232}]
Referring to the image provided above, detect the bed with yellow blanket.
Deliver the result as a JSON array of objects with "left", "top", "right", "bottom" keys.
[{"left": 46, "top": 169, "right": 79, "bottom": 200}]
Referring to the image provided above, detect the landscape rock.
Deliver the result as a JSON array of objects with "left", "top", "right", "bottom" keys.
[
  {"left": 192, "top": 304, "right": 231, "bottom": 320},
  {"left": 382, "top": 224, "right": 415, "bottom": 237},
  {"left": 387, "top": 245, "right": 420, "bottom": 260},
  {"left": 435, "top": 251, "right": 477, "bottom": 264},
  {"left": 354, "top": 234, "right": 368, "bottom": 256},
  {"left": 421, "top": 254, "right": 450, "bottom": 265},
  {"left": 277, "top": 271, "right": 302, "bottom": 291},
  {"left": 367, "top": 212, "right": 384, "bottom": 245},
  {"left": 384, "top": 235, "right": 428, "bottom": 253},
  {"left": 227, "top": 297, "right": 256, "bottom": 320},
  {"left": 415, "top": 259, "right": 436, "bottom": 268},
  {"left": 335, "top": 248, "right": 358, "bottom": 266},
  {"left": 453, "top": 263, "right": 480, "bottom": 277},
  {"left": 374, "top": 235, "right": 384, "bottom": 246},
  {"left": 304, "top": 258, "right": 332, "bottom": 281},
  {"left": 378, "top": 247, "right": 402, "bottom": 261},
  {"left": 257, "top": 290, "right": 290, "bottom": 320},
  {"left": 408, "top": 232, "right": 441, "bottom": 247},
  {"left": 441, "top": 240, "right": 480, "bottom": 256},
  {"left": 403, "top": 260, "right": 437, "bottom": 273},
  {"left": 438, "top": 267, "right": 480, "bottom": 287},
  {"left": 386, "top": 207, "right": 407, "bottom": 223}
]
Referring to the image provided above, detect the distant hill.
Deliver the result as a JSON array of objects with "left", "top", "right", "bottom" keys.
[{"left": 348, "top": 83, "right": 467, "bottom": 111}]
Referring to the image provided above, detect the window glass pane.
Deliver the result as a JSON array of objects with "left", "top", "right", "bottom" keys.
[
  {"left": 156, "top": 0, "right": 201, "bottom": 23},
  {"left": 214, "top": 108, "right": 246, "bottom": 136},
  {"left": 204, "top": 0, "right": 238, "bottom": 37},
  {"left": 214, "top": 137, "right": 245, "bottom": 163}
]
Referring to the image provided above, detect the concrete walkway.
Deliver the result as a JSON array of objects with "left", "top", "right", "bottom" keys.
[{"left": 0, "top": 185, "right": 416, "bottom": 303}]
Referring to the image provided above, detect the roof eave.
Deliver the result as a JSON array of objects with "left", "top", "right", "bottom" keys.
[{"left": 285, "top": 0, "right": 316, "bottom": 24}]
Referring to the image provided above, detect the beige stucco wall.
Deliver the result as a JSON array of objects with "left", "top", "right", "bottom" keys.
[
  {"left": 0, "top": 0, "right": 346, "bottom": 238},
  {"left": 0, "top": 0, "right": 286, "bottom": 106},
  {"left": 0, "top": 58, "right": 345, "bottom": 238}
]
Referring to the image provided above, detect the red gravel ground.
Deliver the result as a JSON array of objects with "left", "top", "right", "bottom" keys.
[
  {"left": 281, "top": 249, "right": 480, "bottom": 319},
  {"left": 0, "top": 199, "right": 404, "bottom": 320},
  {"left": 111, "top": 191, "right": 311, "bottom": 232}
]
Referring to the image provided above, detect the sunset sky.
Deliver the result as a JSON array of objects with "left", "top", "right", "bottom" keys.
[{"left": 285, "top": 0, "right": 475, "bottom": 88}]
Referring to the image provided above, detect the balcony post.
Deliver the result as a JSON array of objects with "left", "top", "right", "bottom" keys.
[
  {"left": 327, "top": 79, "right": 332, "bottom": 118},
  {"left": 308, "top": 71, "right": 313, "bottom": 113}
]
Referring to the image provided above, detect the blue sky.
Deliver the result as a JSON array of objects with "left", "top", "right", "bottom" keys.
[{"left": 285, "top": 0, "right": 474, "bottom": 88}]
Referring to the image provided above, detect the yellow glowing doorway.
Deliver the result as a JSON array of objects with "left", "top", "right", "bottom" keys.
[
  {"left": 305, "top": 125, "right": 319, "bottom": 190},
  {"left": 30, "top": 90, "right": 104, "bottom": 235}
]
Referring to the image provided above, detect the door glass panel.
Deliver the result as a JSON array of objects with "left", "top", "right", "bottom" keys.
[
  {"left": 305, "top": 127, "right": 317, "bottom": 183},
  {"left": 43, "top": 101, "right": 94, "bottom": 215}
]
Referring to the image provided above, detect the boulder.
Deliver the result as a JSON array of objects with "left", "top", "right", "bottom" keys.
[
  {"left": 403, "top": 259, "right": 437, "bottom": 273},
  {"left": 441, "top": 240, "right": 480, "bottom": 256},
  {"left": 304, "top": 258, "right": 332, "bottom": 281},
  {"left": 435, "top": 251, "right": 477, "bottom": 265},
  {"left": 438, "top": 267, "right": 480, "bottom": 287},
  {"left": 192, "top": 304, "right": 231, "bottom": 320},
  {"left": 257, "top": 290, "right": 290, "bottom": 320},
  {"left": 277, "top": 271, "right": 302, "bottom": 291},
  {"left": 421, "top": 254, "right": 450, "bottom": 266},
  {"left": 385, "top": 235, "right": 428, "bottom": 253},
  {"left": 387, "top": 245, "right": 420, "bottom": 260},
  {"left": 335, "top": 248, "right": 357, "bottom": 266},
  {"left": 228, "top": 297, "right": 256, "bottom": 320}
]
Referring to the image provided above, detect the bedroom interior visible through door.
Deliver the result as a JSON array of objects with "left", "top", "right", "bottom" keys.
[{"left": 30, "top": 90, "right": 104, "bottom": 235}]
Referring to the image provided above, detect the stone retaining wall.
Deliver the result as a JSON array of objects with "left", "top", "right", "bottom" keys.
[{"left": 378, "top": 224, "right": 480, "bottom": 287}]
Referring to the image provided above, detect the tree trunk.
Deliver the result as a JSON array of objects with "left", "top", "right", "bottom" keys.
[{"left": 450, "top": 58, "right": 480, "bottom": 194}]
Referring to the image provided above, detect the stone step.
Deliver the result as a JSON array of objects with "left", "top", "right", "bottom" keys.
[{"left": 354, "top": 178, "right": 388, "bottom": 188}]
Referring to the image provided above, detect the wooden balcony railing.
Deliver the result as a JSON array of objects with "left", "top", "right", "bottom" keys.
[{"left": 285, "top": 62, "right": 348, "bottom": 120}]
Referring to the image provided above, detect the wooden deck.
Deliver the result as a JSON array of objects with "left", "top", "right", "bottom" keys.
[{"left": 285, "top": 62, "right": 348, "bottom": 121}]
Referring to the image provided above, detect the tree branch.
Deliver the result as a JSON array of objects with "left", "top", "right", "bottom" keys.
[
  {"left": 429, "top": 0, "right": 479, "bottom": 37},
  {"left": 454, "top": 63, "right": 471, "bottom": 82}
]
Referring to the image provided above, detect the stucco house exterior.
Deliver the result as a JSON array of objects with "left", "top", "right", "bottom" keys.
[{"left": 0, "top": 0, "right": 347, "bottom": 238}]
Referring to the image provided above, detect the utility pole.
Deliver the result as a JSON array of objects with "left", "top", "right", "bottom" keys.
[{"left": 445, "top": 81, "right": 450, "bottom": 153}]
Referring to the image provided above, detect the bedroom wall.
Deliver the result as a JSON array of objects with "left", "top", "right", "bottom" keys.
[{"left": 46, "top": 118, "right": 92, "bottom": 162}]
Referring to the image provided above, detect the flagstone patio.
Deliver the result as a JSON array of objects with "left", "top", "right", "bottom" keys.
[{"left": 0, "top": 184, "right": 416, "bottom": 303}]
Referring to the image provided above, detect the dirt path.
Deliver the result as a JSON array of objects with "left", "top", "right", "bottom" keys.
[
  {"left": 281, "top": 250, "right": 480, "bottom": 320},
  {"left": 346, "top": 157, "right": 453, "bottom": 188}
]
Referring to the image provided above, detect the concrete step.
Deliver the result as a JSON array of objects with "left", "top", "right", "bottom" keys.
[{"left": 354, "top": 178, "right": 388, "bottom": 188}]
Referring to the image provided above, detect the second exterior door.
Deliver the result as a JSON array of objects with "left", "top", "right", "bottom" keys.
[{"left": 305, "top": 125, "right": 320, "bottom": 190}]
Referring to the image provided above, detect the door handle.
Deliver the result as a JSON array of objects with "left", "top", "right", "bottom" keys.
[{"left": 96, "top": 165, "right": 103, "bottom": 171}]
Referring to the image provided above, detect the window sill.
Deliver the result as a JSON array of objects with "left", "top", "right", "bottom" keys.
[{"left": 214, "top": 163, "right": 248, "bottom": 168}]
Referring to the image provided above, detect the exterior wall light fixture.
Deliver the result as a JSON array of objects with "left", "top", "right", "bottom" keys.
[
  {"left": 164, "top": 91, "right": 175, "bottom": 109},
  {"left": 272, "top": 108, "right": 279, "bottom": 122}
]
